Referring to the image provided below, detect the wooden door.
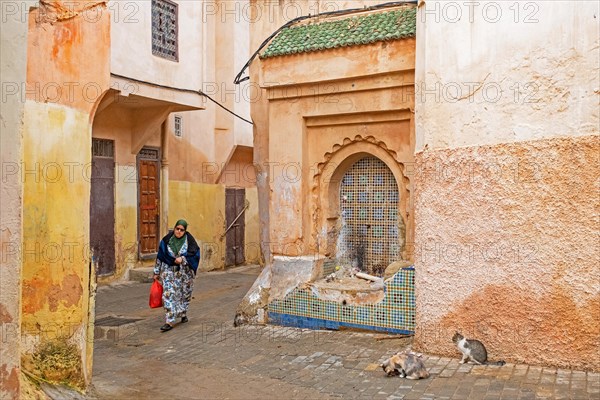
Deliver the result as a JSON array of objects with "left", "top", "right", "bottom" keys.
[
  {"left": 225, "top": 188, "right": 246, "bottom": 266},
  {"left": 138, "top": 148, "right": 160, "bottom": 257},
  {"left": 90, "top": 139, "right": 116, "bottom": 275}
]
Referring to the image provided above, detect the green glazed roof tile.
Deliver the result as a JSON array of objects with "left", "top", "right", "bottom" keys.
[{"left": 261, "top": 7, "right": 416, "bottom": 59}]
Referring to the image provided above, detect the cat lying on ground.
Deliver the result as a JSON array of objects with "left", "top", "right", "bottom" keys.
[
  {"left": 452, "top": 332, "right": 506, "bottom": 366},
  {"left": 381, "top": 349, "right": 430, "bottom": 379}
]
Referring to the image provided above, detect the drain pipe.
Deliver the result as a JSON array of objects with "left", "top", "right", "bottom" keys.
[{"left": 160, "top": 120, "right": 169, "bottom": 236}]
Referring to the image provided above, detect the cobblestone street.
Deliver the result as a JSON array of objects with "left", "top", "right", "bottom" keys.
[{"left": 89, "top": 266, "right": 599, "bottom": 399}]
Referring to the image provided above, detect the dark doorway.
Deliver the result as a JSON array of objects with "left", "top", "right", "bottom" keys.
[
  {"left": 137, "top": 147, "right": 161, "bottom": 258},
  {"left": 90, "top": 139, "right": 116, "bottom": 276},
  {"left": 225, "top": 188, "right": 246, "bottom": 266}
]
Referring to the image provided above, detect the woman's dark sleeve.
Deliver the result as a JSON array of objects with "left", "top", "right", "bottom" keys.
[
  {"left": 156, "top": 235, "right": 176, "bottom": 266},
  {"left": 185, "top": 233, "right": 201, "bottom": 274}
]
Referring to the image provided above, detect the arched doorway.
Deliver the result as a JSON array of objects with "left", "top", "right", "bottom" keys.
[{"left": 338, "top": 156, "right": 402, "bottom": 276}]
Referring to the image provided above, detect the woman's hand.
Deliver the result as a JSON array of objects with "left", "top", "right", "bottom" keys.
[
  {"left": 175, "top": 256, "right": 183, "bottom": 265},
  {"left": 153, "top": 274, "right": 159, "bottom": 281}
]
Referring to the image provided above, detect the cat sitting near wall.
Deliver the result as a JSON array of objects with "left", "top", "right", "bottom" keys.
[
  {"left": 381, "top": 349, "right": 430, "bottom": 379},
  {"left": 452, "top": 332, "right": 506, "bottom": 366}
]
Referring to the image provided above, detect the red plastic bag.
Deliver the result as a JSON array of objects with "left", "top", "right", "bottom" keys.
[{"left": 149, "top": 280, "right": 163, "bottom": 308}]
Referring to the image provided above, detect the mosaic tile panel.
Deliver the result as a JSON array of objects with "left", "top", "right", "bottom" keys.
[
  {"left": 322, "top": 259, "right": 336, "bottom": 277},
  {"left": 339, "top": 157, "right": 401, "bottom": 276},
  {"left": 268, "top": 267, "right": 415, "bottom": 334}
]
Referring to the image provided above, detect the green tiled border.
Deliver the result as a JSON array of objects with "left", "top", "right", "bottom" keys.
[{"left": 262, "top": 7, "right": 417, "bottom": 59}]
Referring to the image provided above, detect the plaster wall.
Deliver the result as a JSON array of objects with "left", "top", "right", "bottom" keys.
[
  {"left": 261, "top": 39, "right": 415, "bottom": 256},
  {"left": 415, "top": 1, "right": 599, "bottom": 151},
  {"left": 91, "top": 106, "right": 161, "bottom": 282},
  {"left": 414, "top": 135, "right": 600, "bottom": 371},
  {"left": 168, "top": 181, "right": 226, "bottom": 271},
  {"left": 167, "top": 181, "right": 262, "bottom": 269},
  {"left": 232, "top": 9, "right": 252, "bottom": 147},
  {"left": 414, "top": 1, "right": 600, "bottom": 370},
  {"left": 218, "top": 146, "right": 257, "bottom": 188},
  {"left": 167, "top": 111, "right": 215, "bottom": 183},
  {"left": 150, "top": 1, "right": 254, "bottom": 185},
  {"left": 20, "top": 2, "right": 111, "bottom": 387},
  {"left": 248, "top": 0, "right": 381, "bottom": 266},
  {"left": 0, "top": 1, "right": 36, "bottom": 397},
  {"left": 110, "top": 0, "right": 203, "bottom": 92},
  {"left": 245, "top": 187, "right": 262, "bottom": 265}
]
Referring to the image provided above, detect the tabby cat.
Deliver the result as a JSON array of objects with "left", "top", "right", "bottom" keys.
[
  {"left": 452, "top": 332, "right": 505, "bottom": 366},
  {"left": 381, "top": 349, "right": 430, "bottom": 379}
]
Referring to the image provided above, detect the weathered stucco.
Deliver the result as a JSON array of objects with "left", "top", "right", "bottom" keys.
[
  {"left": 414, "top": 1, "right": 599, "bottom": 371},
  {"left": 244, "top": 187, "right": 262, "bottom": 265},
  {"left": 168, "top": 180, "right": 262, "bottom": 270},
  {"left": 21, "top": 1, "right": 111, "bottom": 388},
  {"left": 415, "top": 1, "right": 599, "bottom": 151},
  {"left": 269, "top": 256, "right": 325, "bottom": 300},
  {"left": 0, "top": 1, "right": 36, "bottom": 396},
  {"left": 260, "top": 36, "right": 416, "bottom": 258},
  {"left": 248, "top": 0, "right": 381, "bottom": 268},
  {"left": 413, "top": 135, "right": 600, "bottom": 370},
  {"left": 169, "top": 181, "right": 226, "bottom": 271},
  {"left": 110, "top": 0, "right": 204, "bottom": 94}
]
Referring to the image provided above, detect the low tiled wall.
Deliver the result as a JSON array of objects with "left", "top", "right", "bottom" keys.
[{"left": 268, "top": 267, "right": 415, "bottom": 334}]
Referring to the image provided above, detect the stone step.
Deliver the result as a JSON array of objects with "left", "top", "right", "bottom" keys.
[{"left": 128, "top": 267, "right": 155, "bottom": 283}]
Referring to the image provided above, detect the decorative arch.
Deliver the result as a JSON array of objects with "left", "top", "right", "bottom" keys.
[{"left": 310, "top": 135, "right": 412, "bottom": 262}]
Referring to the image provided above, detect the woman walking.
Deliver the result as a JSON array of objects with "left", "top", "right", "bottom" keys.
[{"left": 153, "top": 219, "right": 200, "bottom": 332}]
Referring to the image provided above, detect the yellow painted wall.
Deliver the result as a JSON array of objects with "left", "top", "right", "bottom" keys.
[
  {"left": 244, "top": 187, "right": 262, "bottom": 265},
  {"left": 168, "top": 182, "right": 262, "bottom": 269},
  {"left": 111, "top": 169, "right": 138, "bottom": 278},
  {"left": 21, "top": 102, "right": 93, "bottom": 388},
  {"left": 168, "top": 181, "right": 226, "bottom": 271},
  {"left": 21, "top": 1, "right": 111, "bottom": 388}
]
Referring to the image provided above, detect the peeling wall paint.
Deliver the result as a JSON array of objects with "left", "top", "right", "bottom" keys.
[
  {"left": 21, "top": 102, "right": 96, "bottom": 388},
  {"left": 20, "top": 1, "right": 111, "bottom": 388}
]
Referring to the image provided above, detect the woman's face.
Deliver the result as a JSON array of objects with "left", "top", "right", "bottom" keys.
[{"left": 174, "top": 225, "right": 186, "bottom": 238}]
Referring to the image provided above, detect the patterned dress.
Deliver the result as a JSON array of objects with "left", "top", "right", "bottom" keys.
[{"left": 154, "top": 238, "right": 195, "bottom": 324}]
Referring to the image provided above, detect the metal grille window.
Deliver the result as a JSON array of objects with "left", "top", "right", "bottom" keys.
[
  {"left": 339, "top": 157, "right": 400, "bottom": 276},
  {"left": 174, "top": 115, "right": 182, "bottom": 137},
  {"left": 138, "top": 148, "right": 160, "bottom": 160},
  {"left": 152, "top": 0, "right": 178, "bottom": 62},
  {"left": 92, "top": 139, "right": 114, "bottom": 158}
]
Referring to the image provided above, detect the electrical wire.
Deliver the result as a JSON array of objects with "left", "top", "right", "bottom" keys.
[
  {"left": 233, "top": 1, "right": 418, "bottom": 85},
  {"left": 110, "top": 73, "right": 254, "bottom": 125},
  {"left": 109, "top": 2, "right": 417, "bottom": 126}
]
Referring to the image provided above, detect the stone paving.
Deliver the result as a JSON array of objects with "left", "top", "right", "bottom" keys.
[{"left": 89, "top": 266, "right": 599, "bottom": 400}]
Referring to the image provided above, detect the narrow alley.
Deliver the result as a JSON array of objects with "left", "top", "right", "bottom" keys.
[{"left": 89, "top": 266, "right": 599, "bottom": 400}]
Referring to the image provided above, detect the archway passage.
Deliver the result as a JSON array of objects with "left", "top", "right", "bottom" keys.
[{"left": 338, "top": 156, "right": 401, "bottom": 276}]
